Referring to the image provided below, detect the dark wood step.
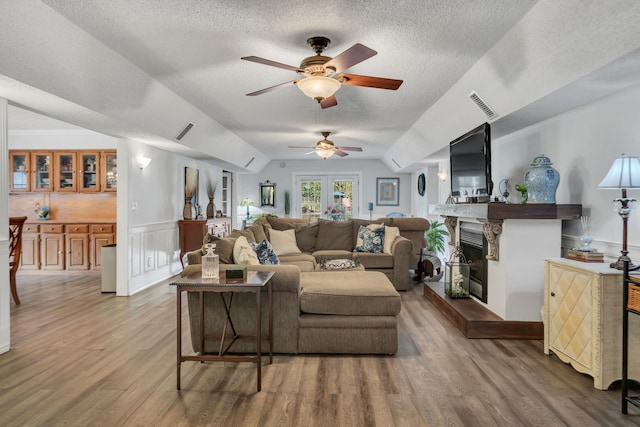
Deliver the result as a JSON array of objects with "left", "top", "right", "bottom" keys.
[{"left": 423, "top": 282, "right": 543, "bottom": 340}]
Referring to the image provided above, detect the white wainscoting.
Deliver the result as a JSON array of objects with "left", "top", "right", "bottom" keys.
[{"left": 128, "top": 221, "right": 182, "bottom": 294}]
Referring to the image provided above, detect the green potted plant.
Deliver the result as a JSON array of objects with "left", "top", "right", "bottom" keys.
[{"left": 425, "top": 220, "right": 449, "bottom": 255}]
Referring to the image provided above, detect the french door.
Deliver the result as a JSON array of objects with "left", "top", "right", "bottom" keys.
[{"left": 293, "top": 174, "right": 360, "bottom": 222}]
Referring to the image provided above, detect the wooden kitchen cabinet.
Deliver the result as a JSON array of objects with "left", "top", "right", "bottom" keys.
[
  {"left": 41, "top": 224, "right": 65, "bottom": 270},
  {"left": 20, "top": 223, "right": 40, "bottom": 270},
  {"left": 544, "top": 258, "right": 640, "bottom": 389},
  {"left": 9, "top": 151, "right": 31, "bottom": 192},
  {"left": 54, "top": 152, "right": 77, "bottom": 192},
  {"left": 101, "top": 151, "right": 117, "bottom": 192},
  {"left": 90, "top": 224, "right": 115, "bottom": 270},
  {"left": 10, "top": 150, "right": 116, "bottom": 193},
  {"left": 66, "top": 224, "right": 90, "bottom": 270},
  {"left": 31, "top": 151, "right": 53, "bottom": 192},
  {"left": 78, "top": 151, "right": 100, "bottom": 193}
]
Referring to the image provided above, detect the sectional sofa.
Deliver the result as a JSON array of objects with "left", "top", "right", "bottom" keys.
[{"left": 181, "top": 215, "right": 429, "bottom": 354}]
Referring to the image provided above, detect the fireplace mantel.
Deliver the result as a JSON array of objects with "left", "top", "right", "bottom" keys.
[
  {"left": 430, "top": 203, "right": 582, "bottom": 220},
  {"left": 429, "top": 203, "right": 583, "bottom": 321},
  {"left": 430, "top": 203, "right": 582, "bottom": 261}
]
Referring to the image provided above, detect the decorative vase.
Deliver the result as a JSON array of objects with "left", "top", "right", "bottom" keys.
[
  {"left": 206, "top": 198, "right": 215, "bottom": 219},
  {"left": 183, "top": 196, "right": 193, "bottom": 220},
  {"left": 523, "top": 154, "right": 560, "bottom": 204}
]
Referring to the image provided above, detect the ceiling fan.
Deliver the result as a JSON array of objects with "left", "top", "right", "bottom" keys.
[
  {"left": 288, "top": 131, "right": 363, "bottom": 159},
  {"left": 242, "top": 36, "right": 403, "bottom": 109}
]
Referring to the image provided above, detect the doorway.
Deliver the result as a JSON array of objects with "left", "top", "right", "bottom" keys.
[{"left": 293, "top": 173, "right": 361, "bottom": 222}]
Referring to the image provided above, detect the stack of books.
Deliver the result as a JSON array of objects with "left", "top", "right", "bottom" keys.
[{"left": 566, "top": 248, "right": 604, "bottom": 263}]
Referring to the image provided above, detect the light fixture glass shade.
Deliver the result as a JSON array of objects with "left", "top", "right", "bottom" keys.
[
  {"left": 598, "top": 155, "right": 640, "bottom": 189},
  {"left": 316, "top": 148, "right": 335, "bottom": 159},
  {"left": 297, "top": 76, "right": 341, "bottom": 101}
]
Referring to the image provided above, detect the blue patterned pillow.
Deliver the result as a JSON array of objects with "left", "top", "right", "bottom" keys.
[
  {"left": 250, "top": 239, "right": 280, "bottom": 265},
  {"left": 355, "top": 224, "right": 385, "bottom": 253}
]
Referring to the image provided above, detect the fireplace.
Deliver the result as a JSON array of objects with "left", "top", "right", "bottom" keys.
[{"left": 459, "top": 222, "right": 488, "bottom": 303}]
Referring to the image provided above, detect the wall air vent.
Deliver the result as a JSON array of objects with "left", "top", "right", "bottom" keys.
[
  {"left": 469, "top": 91, "right": 498, "bottom": 121},
  {"left": 392, "top": 158, "right": 401, "bottom": 168},
  {"left": 175, "top": 122, "right": 195, "bottom": 141},
  {"left": 245, "top": 157, "right": 255, "bottom": 168}
]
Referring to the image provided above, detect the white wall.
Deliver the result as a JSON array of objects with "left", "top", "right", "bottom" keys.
[
  {"left": 236, "top": 159, "right": 411, "bottom": 228},
  {"left": 0, "top": 98, "right": 9, "bottom": 354},
  {"left": 490, "top": 83, "right": 640, "bottom": 261}
]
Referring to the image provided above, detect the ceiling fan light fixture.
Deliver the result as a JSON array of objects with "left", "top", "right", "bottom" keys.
[
  {"left": 297, "top": 76, "right": 340, "bottom": 102},
  {"left": 316, "top": 147, "right": 335, "bottom": 160}
]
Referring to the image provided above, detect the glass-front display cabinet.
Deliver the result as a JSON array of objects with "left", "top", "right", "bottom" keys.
[
  {"left": 32, "top": 152, "right": 53, "bottom": 192},
  {"left": 54, "top": 152, "right": 77, "bottom": 192},
  {"left": 102, "top": 151, "right": 117, "bottom": 192},
  {"left": 9, "top": 151, "right": 30, "bottom": 192},
  {"left": 79, "top": 152, "right": 99, "bottom": 192}
]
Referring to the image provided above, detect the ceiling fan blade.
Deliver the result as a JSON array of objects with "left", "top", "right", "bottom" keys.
[
  {"left": 324, "top": 44, "right": 377, "bottom": 74},
  {"left": 241, "top": 56, "right": 303, "bottom": 72},
  {"left": 336, "top": 146, "right": 363, "bottom": 152},
  {"left": 339, "top": 73, "right": 403, "bottom": 90},
  {"left": 334, "top": 150, "right": 349, "bottom": 157},
  {"left": 288, "top": 146, "right": 317, "bottom": 149},
  {"left": 303, "top": 150, "right": 316, "bottom": 156},
  {"left": 320, "top": 95, "right": 338, "bottom": 109},
  {"left": 247, "top": 80, "right": 296, "bottom": 96}
]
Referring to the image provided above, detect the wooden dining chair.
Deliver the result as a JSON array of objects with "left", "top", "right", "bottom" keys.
[{"left": 9, "top": 216, "right": 28, "bottom": 305}]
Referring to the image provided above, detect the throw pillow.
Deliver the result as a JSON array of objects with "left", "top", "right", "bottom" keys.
[
  {"left": 245, "top": 222, "right": 268, "bottom": 243},
  {"left": 355, "top": 224, "right": 385, "bottom": 253},
  {"left": 319, "top": 258, "right": 359, "bottom": 270},
  {"left": 266, "top": 216, "right": 296, "bottom": 231},
  {"left": 250, "top": 239, "right": 280, "bottom": 265},
  {"left": 268, "top": 228, "right": 301, "bottom": 255},
  {"left": 316, "top": 219, "right": 354, "bottom": 251},
  {"left": 232, "top": 236, "right": 260, "bottom": 265},
  {"left": 201, "top": 233, "right": 237, "bottom": 264},
  {"left": 383, "top": 226, "right": 400, "bottom": 254},
  {"left": 294, "top": 223, "right": 318, "bottom": 253}
]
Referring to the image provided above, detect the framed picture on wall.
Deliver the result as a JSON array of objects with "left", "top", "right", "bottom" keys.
[{"left": 376, "top": 177, "right": 399, "bottom": 206}]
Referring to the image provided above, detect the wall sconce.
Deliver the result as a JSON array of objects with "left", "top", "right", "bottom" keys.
[
  {"left": 437, "top": 171, "right": 447, "bottom": 181},
  {"left": 368, "top": 202, "right": 374, "bottom": 220},
  {"left": 137, "top": 156, "right": 151, "bottom": 170}
]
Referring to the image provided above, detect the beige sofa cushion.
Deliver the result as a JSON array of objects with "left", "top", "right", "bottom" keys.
[
  {"left": 299, "top": 271, "right": 401, "bottom": 316},
  {"left": 355, "top": 252, "right": 394, "bottom": 269},
  {"left": 277, "top": 253, "right": 317, "bottom": 272},
  {"left": 294, "top": 223, "right": 319, "bottom": 253},
  {"left": 316, "top": 219, "right": 353, "bottom": 251}
]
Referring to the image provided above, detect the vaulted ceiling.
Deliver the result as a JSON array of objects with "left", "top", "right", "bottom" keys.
[{"left": 2, "top": 1, "right": 640, "bottom": 172}]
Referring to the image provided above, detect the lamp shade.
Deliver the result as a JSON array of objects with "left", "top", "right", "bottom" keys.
[
  {"left": 316, "top": 148, "right": 335, "bottom": 159},
  {"left": 297, "top": 76, "right": 341, "bottom": 101},
  {"left": 598, "top": 155, "right": 640, "bottom": 189}
]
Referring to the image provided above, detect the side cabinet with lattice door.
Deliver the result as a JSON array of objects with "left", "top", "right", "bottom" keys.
[{"left": 543, "top": 258, "right": 640, "bottom": 390}]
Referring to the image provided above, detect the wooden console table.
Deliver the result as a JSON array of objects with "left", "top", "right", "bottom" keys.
[{"left": 171, "top": 270, "right": 275, "bottom": 392}]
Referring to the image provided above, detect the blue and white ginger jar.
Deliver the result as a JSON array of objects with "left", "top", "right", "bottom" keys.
[{"left": 523, "top": 154, "right": 560, "bottom": 204}]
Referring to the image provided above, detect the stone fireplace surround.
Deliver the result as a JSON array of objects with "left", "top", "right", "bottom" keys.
[{"left": 430, "top": 203, "right": 581, "bottom": 322}]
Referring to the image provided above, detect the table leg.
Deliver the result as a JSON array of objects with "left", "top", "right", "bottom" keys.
[
  {"left": 256, "top": 288, "right": 261, "bottom": 392},
  {"left": 268, "top": 282, "right": 273, "bottom": 364},
  {"left": 199, "top": 291, "right": 204, "bottom": 359},
  {"left": 176, "top": 290, "right": 182, "bottom": 390}
]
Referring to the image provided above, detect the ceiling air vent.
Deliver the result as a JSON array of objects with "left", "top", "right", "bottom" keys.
[
  {"left": 469, "top": 91, "right": 498, "bottom": 121},
  {"left": 175, "top": 122, "right": 195, "bottom": 141},
  {"left": 245, "top": 157, "right": 255, "bottom": 168}
]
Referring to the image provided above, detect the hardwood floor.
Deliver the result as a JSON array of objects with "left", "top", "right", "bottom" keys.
[{"left": 1, "top": 273, "right": 639, "bottom": 426}]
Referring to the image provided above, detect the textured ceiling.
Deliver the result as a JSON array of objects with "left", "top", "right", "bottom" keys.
[{"left": 34, "top": 0, "right": 539, "bottom": 161}]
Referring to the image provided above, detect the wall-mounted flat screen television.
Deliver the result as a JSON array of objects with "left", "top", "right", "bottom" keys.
[{"left": 450, "top": 123, "right": 492, "bottom": 201}]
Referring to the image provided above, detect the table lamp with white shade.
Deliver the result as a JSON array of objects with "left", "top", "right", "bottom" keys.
[{"left": 597, "top": 154, "right": 640, "bottom": 270}]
